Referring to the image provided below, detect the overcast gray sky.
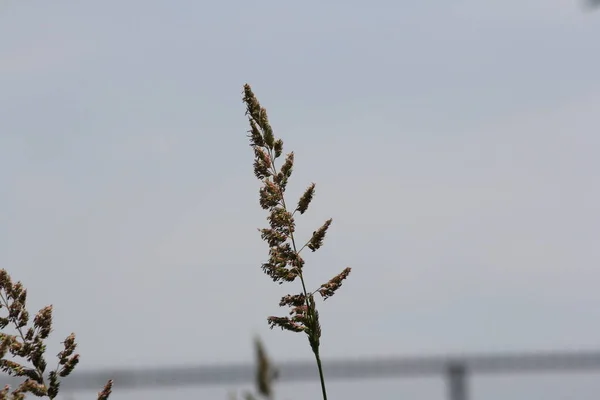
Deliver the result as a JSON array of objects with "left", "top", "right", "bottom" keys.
[{"left": 2, "top": 0, "right": 600, "bottom": 399}]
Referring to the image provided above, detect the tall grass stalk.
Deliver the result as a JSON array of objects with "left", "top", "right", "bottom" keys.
[{"left": 242, "top": 84, "right": 352, "bottom": 400}]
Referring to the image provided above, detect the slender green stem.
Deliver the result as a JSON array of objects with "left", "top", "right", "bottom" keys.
[
  {"left": 297, "top": 274, "right": 328, "bottom": 400},
  {"left": 313, "top": 348, "right": 328, "bottom": 400}
]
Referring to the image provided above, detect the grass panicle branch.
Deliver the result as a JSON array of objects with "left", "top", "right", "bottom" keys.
[
  {"left": 242, "top": 84, "right": 352, "bottom": 400},
  {"left": 0, "top": 269, "right": 112, "bottom": 400}
]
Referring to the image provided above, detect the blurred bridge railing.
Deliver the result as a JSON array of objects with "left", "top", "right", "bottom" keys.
[{"left": 3, "top": 350, "right": 600, "bottom": 400}]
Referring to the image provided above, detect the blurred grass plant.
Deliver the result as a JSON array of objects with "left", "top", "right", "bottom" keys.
[{"left": 230, "top": 337, "right": 278, "bottom": 400}]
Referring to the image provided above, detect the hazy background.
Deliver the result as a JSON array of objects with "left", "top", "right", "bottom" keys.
[{"left": 1, "top": 0, "right": 600, "bottom": 398}]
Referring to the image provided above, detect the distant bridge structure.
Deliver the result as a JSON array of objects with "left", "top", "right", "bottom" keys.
[{"left": 3, "top": 349, "right": 600, "bottom": 400}]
